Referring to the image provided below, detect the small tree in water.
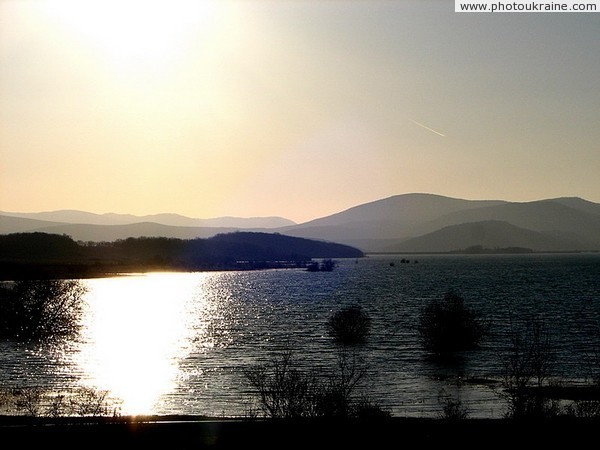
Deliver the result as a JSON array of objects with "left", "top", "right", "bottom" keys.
[
  {"left": 418, "top": 290, "right": 486, "bottom": 354},
  {"left": 0, "top": 279, "right": 87, "bottom": 342},
  {"left": 242, "top": 349, "right": 388, "bottom": 419},
  {"left": 327, "top": 305, "right": 371, "bottom": 345},
  {"left": 500, "top": 316, "right": 557, "bottom": 419}
]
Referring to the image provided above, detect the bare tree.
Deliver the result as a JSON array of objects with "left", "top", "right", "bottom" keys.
[
  {"left": 314, "top": 350, "right": 368, "bottom": 418},
  {"left": 12, "top": 386, "right": 44, "bottom": 417},
  {"left": 0, "top": 279, "right": 86, "bottom": 342},
  {"left": 69, "top": 387, "right": 111, "bottom": 417},
  {"left": 500, "top": 316, "right": 556, "bottom": 418},
  {"left": 242, "top": 349, "right": 386, "bottom": 419},
  {"left": 242, "top": 350, "right": 317, "bottom": 419},
  {"left": 2, "top": 385, "right": 116, "bottom": 418}
]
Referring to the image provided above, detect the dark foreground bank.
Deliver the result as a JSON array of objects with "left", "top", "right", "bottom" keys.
[{"left": 1, "top": 415, "right": 599, "bottom": 449}]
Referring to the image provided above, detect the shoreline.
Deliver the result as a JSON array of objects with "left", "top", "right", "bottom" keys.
[
  {"left": 2, "top": 252, "right": 599, "bottom": 281},
  {"left": 2, "top": 415, "right": 599, "bottom": 448}
]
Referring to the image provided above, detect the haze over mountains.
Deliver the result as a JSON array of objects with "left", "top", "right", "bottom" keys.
[
  {"left": 0, "top": 210, "right": 295, "bottom": 228},
  {"left": 2, "top": 193, "right": 600, "bottom": 253},
  {"left": 0, "top": 212, "right": 296, "bottom": 242}
]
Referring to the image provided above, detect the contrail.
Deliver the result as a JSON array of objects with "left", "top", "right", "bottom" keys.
[{"left": 410, "top": 119, "right": 445, "bottom": 137}]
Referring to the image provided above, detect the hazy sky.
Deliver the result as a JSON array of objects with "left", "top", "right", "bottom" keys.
[{"left": 1, "top": 0, "right": 599, "bottom": 223}]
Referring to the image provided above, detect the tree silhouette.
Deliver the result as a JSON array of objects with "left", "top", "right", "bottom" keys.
[
  {"left": 327, "top": 305, "right": 372, "bottom": 345},
  {"left": 0, "top": 279, "right": 87, "bottom": 342},
  {"left": 418, "top": 290, "right": 486, "bottom": 354}
]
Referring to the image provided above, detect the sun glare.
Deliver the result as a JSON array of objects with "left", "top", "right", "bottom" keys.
[
  {"left": 77, "top": 273, "right": 205, "bottom": 415},
  {"left": 41, "top": 0, "right": 219, "bottom": 72}
]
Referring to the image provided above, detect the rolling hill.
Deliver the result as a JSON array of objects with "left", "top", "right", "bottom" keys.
[
  {"left": 278, "top": 193, "right": 506, "bottom": 241},
  {"left": 274, "top": 194, "right": 600, "bottom": 252},
  {"left": 0, "top": 212, "right": 295, "bottom": 242},
  {"left": 389, "top": 220, "right": 589, "bottom": 253},
  {"left": 2, "top": 193, "right": 599, "bottom": 252},
  {"left": 0, "top": 232, "right": 363, "bottom": 280},
  {"left": 0, "top": 210, "right": 295, "bottom": 228}
]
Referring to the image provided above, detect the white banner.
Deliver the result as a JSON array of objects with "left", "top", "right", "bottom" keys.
[{"left": 455, "top": 1, "right": 599, "bottom": 12}]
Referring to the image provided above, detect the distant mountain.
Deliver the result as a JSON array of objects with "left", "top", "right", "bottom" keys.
[
  {"left": 31, "top": 222, "right": 241, "bottom": 242},
  {"left": 0, "top": 215, "right": 239, "bottom": 241},
  {"left": 0, "top": 210, "right": 295, "bottom": 228},
  {"left": 547, "top": 197, "right": 600, "bottom": 217},
  {"left": 276, "top": 193, "right": 506, "bottom": 241},
  {"left": 0, "top": 215, "right": 66, "bottom": 234},
  {"left": 426, "top": 200, "right": 600, "bottom": 238},
  {"left": 1, "top": 210, "right": 134, "bottom": 226},
  {"left": 390, "top": 220, "right": 590, "bottom": 253},
  {"left": 275, "top": 194, "right": 600, "bottom": 252},
  {"left": 0, "top": 211, "right": 296, "bottom": 243},
  {"left": 2, "top": 193, "right": 599, "bottom": 252},
  {"left": 144, "top": 214, "right": 295, "bottom": 228}
]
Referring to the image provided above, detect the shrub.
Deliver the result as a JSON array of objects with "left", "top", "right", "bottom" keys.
[
  {"left": 313, "top": 351, "right": 367, "bottom": 418},
  {"left": 439, "top": 396, "right": 469, "bottom": 420},
  {"left": 68, "top": 387, "right": 112, "bottom": 417},
  {"left": 3, "top": 385, "right": 115, "bottom": 417},
  {"left": 418, "top": 290, "right": 486, "bottom": 354},
  {"left": 0, "top": 279, "right": 87, "bottom": 342},
  {"left": 564, "top": 399, "right": 600, "bottom": 418},
  {"left": 242, "top": 350, "right": 384, "bottom": 419},
  {"left": 500, "top": 317, "right": 556, "bottom": 419},
  {"left": 12, "top": 386, "right": 44, "bottom": 417},
  {"left": 242, "top": 350, "right": 317, "bottom": 419},
  {"left": 351, "top": 395, "right": 391, "bottom": 419},
  {"left": 327, "top": 305, "right": 371, "bottom": 345}
]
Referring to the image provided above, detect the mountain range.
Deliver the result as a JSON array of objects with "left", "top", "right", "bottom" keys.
[
  {"left": 0, "top": 210, "right": 295, "bottom": 228},
  {"left": 2, "top": 193, "right": 600, "bottom": 253}
]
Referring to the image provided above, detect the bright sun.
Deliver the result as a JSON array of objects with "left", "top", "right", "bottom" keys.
[{"left": 41, "top": 0, "right": 219, "bottom": 72}]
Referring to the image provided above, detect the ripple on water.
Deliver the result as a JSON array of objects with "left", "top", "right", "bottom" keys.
[{"left": 1, "top": 254, "right": 599, "bottom": 417}]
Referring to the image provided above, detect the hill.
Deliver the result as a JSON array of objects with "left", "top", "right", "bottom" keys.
[
  {"left": 278, "top": 193, "right": 506, "bottom": 241},
  {"left": 0, "top": 232, "right": 363, "bottom": 280},
  {"left": 276, "top": 194, "right": 600, "bottom": 252},
  {"left": 3, "top": 193, "right": 600, "bottom": 253},
  {"left": 0, "top": 210, "right": 295, "bottom": 228},
  {"left": 426, "top": 200, "right": 600, "bottom": 239},
  {"left": 0, "top": 215, "right": 67, "bottom": 234},
  {"left": 389, "top": 220, "right": 588, "bottom": 253},
  {"left": 0, "top": 217, "right": 290, "bottom": 242}
]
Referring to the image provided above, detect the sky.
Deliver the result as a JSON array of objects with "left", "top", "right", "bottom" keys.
[{"left": 1, "top": 0, "right": 599, "bottom": 223}]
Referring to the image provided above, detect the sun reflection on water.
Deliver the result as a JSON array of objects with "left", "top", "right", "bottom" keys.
[{"left": 77, "top": 272, "right": 208, "bottom": 415}]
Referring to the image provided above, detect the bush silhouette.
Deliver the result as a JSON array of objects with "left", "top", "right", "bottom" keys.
[
  {"left": 327, "top": 305, "right": 371, "bottom": 345},
  {"left": 0, "top": 279, "right": 87, "bottom": 342},
  {"left": 242, "top": 350, "right": 387, "bottom": 419},
  {"left": 1, "top": 385, "right": 115, "bottom": 417},
  {"left": 500, "top": 317, "right": 557, "bottom": 419},
  {"left": 418, "top": 290, "right": 486, "bottom": 354},
  {"left": 242, "top": 350, "right": 316, "bottom": 419}
]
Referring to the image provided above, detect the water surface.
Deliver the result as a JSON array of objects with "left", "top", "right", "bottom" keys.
[{"left": 1, "top": 254, "right": 599, "bottom": 418}]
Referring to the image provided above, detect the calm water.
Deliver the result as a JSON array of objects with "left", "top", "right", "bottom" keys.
[{"left": 1, "top": 254, "right": 599, "bottom": 418}]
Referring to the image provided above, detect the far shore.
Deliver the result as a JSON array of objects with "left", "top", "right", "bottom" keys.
[
  {"left": 3, "top": 251, "right": 599, "bottom": 281},
  {"left": 0, "top": 261, "right": 310, "bottom": 281}
]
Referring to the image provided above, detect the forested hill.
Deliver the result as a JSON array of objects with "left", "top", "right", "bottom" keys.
[{"left": 0, "top": 232, "right": 363, "bottom": 279}]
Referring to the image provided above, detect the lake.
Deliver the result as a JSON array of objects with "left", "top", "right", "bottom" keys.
[{"left": 1, "top": 253, "right": 599, "bottom": 418}]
